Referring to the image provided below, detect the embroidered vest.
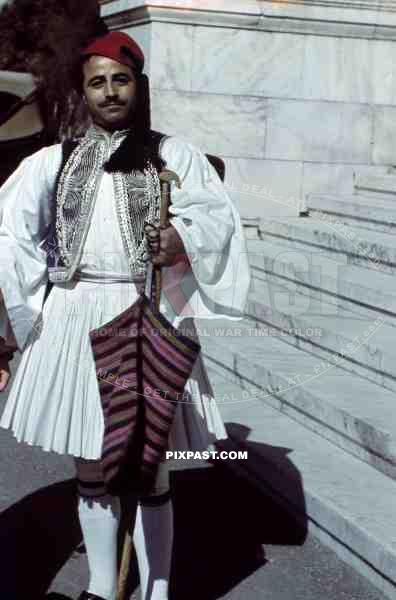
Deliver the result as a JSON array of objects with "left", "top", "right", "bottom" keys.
[{"left": 44, "top": 127, "right": 167, "bottom": 284}]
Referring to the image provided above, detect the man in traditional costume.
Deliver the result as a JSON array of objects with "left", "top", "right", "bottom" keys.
[{"left": 0, "top": 29, "right": 250, "bottom": 600}]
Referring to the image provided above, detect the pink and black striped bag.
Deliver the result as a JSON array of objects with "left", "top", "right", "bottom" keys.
[
  {"left": 89, "top": 172, "right": 201, "bottom": 495},
  {"left": 89, "top": 287, "right": 200, "bottom": 495}
]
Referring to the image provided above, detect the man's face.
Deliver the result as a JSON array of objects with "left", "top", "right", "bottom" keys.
[{"left": 82, "top": 55, "right": 137, "bottom": 132}]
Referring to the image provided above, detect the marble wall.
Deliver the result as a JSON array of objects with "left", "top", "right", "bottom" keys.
[{"left": 104, "top": 6, "right": 396, "bottom": 218}]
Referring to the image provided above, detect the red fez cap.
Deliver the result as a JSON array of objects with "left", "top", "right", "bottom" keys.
[{"left": 81, "top": 31, "right": 144, "bottom": 72}]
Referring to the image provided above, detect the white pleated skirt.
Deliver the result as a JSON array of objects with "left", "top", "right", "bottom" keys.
[{"left": 0, "top": 279, "right": 227, "bottom": 460}]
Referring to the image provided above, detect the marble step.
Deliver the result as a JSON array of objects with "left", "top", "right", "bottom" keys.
[
  {"left": 247, "top": 238, "right": 396, "bottom": 321},
  {"left": 354, "top": 173, "right": 396, "bottom": 198},
  {"left": 247, "top": 275, "right": 396, "bottom": 391},
  {"left": 257, "top": 216, "right": 396, "bottom": 274},
  {"left": 208, "top": 368, "right": 396, "bottom": 600},
  {"left": 306, "top": 193, "right": 396, "bottom": 234},
  {"left": 198, "top": 317, "right": 396, "bottom": 481}
]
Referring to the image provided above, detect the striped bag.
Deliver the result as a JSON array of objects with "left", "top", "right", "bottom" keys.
[
  {"left": 89, "top": 171, "right": 201, "bottom": 495},
  {"left": 89, "top": 288, "right": 200, "bottom": 495}
]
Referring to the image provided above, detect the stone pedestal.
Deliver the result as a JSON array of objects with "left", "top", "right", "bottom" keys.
[{"left": 100, "top": 0, "right": 396, "bottom": 218}]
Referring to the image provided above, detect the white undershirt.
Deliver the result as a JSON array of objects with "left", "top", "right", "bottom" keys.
[{"left": 75, "top": 171, "right": 141, "bottom": 282}]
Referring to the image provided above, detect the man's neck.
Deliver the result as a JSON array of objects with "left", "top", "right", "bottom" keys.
[{"left": 92, "top": 122, "right": 130, "bottom": 136}]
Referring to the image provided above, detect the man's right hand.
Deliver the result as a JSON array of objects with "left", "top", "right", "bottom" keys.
[{"left": 0, "top": 358, "right": 11, "bottom": 393}]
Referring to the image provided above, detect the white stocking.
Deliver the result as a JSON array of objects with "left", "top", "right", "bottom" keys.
[
  {"left": 133, "top": 495, "right": 174, "bottom": 600},
  {"left": 78, "top": 494, "right": 121, "bottom": 600}
]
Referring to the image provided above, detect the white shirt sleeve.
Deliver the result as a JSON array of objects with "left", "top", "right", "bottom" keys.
[
  {"left": 0, "top": 144, "right": 62, "bottom": 350},
  {"left": 159, "top": 136, "right": 250, "bottom": 320}
]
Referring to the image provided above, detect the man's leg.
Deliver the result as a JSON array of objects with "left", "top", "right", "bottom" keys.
[
  {"left": 75, "top": 458, "right": 121, "bottom": 600},
  {"left": 133, "top": 462, "right": 174, "bottom": 600}
]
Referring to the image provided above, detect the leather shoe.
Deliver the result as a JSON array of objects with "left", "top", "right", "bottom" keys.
[{"left": 77, "top": 592, "right": 107, "bottom": 600}]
